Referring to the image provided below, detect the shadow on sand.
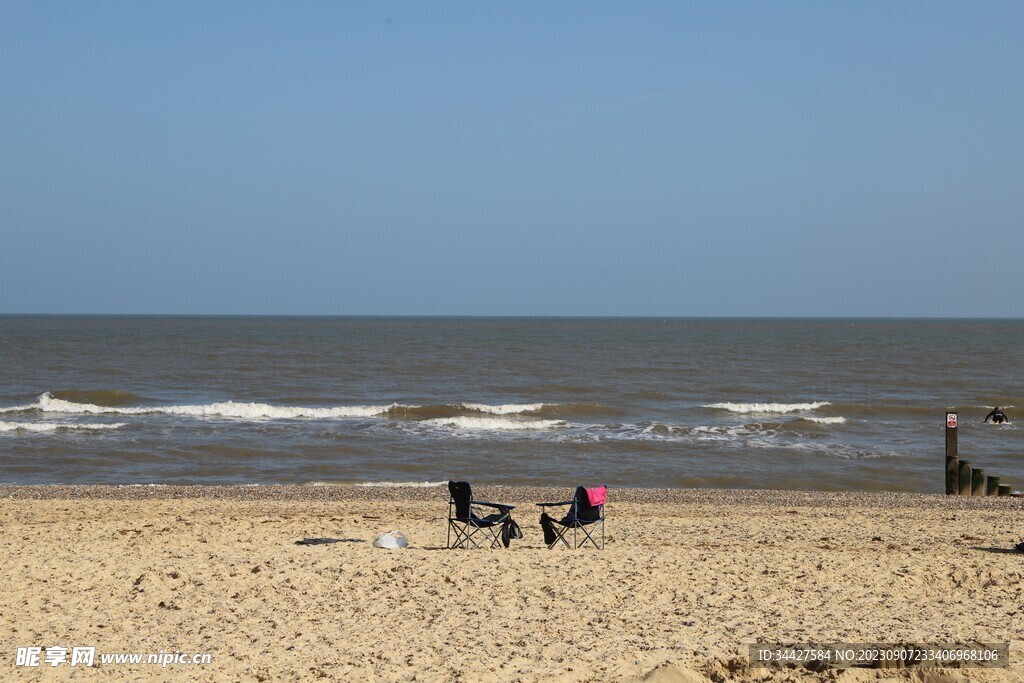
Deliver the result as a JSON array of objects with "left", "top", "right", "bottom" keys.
[
  {"left": 970, "top": 546, "right": 1022, "bottom": 554},
  {"left": 295, "top": 537, "right": 364, "bottom": 546}
]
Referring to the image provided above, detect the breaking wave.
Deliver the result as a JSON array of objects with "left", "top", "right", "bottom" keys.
[
  {"left": 460, "top": 402, "right": 545, "bottom": 415},
  {"left": 386, "top": 403, "right": 547, "bottom": 419},
  {"left": 2, "top": 393, "right": 404, "bottom": 419},
  {"left": 799, "top": 416, "right": 847, "bottom": 425},
  {"left": 0, "top": 421, "right": 126, "bottom": 433},
  {"left": 1, "top": 393, "right": 619, "bottom": 423},
  {"left": 704, "top": 401, "right": 831, "bottom": 414},
  {"left": 421, "top": 417, "right": 567, "bottom": 431},
  {"left": 391, "top": 402, "right": 616, "bottom": 419}
]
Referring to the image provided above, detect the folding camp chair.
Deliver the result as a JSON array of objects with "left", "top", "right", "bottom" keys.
[
  {"left": 446, "top": 481, "right": 517, "bottom": 549},
  {"left": 537, "top": 485, "right": 606, "bottom": 549}
]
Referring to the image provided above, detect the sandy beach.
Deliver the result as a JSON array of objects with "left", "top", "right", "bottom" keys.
[{"left": 2, "top": 485, "right": 1023, "bottom": 682}]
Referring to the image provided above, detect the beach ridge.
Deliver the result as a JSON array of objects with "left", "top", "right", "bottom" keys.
[{"left": 3, "top": 486, "right": 1023, "bottom": 681}]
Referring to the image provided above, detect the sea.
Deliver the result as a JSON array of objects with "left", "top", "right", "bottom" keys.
[{"left": 1, "top": 316, "right": 1021, "bottom": 493}]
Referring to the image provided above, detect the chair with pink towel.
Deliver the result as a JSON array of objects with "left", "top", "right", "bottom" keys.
[{"left": 536, "top": 485, "right": 606, "bottom": 549}]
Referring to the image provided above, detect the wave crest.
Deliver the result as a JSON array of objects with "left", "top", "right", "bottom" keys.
[
  {"left": 384, "top": 403, "right": 546, "bottom": 419},
  {"left": 799, "top": 416, "right": 847, "bottom": 425},
  {"left": 11, "top": 393, "right": 400, "bottom": 419},
  {"left": 421, "top": 417, "right": 567, "bottom": 431},
  {"left": 4, "top": 393, "right": 579, "bottom": 422},
  {"left": 460, "top": 402, "right": 545, "bottom": 415},
  {"left": 704, "top": 401, "right": 831, "bottom": 414},
  {"left": 0, "top": 421, "right": 126, "bottom": 433}
]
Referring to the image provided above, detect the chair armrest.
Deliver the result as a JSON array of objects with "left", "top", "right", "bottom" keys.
[
  {"left": 535, "top": 500, "right": 573, "bottom": 507},
  {"left": 471, "top": 501, "right": 516, "bottom": 511}
]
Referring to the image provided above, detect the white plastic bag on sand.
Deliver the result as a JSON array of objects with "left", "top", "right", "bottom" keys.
[{"left": 372, "top": 531, "right": 409, "bottom": 549}]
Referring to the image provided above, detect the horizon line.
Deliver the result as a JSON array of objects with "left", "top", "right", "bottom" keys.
[{"left": 2, "top": 313, "right": 1023, "bottom": 321}]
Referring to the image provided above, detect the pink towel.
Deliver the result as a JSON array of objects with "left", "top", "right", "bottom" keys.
[{"left": 585, "top": 486, "right": 607, "bottom": 506}]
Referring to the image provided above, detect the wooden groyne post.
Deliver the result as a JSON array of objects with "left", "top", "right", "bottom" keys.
[
  {"left": 944, "top": 410, "right": 1015, "bottom": 497},
  {"left": 986, "top": 476, "right": 1001, "bottom": 496},
  {"left": 958, "top": 461, "right": 972, "bottom": 496},
  {"left": 971, "top": 468, "right": 986, "bottom": 496},
  {"left": 945, "top": 411, "right": 959, "bottom": 495}
]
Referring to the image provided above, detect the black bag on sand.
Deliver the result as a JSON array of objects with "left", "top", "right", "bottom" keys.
[
  {"left": 540, "top": 512, "right": 556, "bottom": 546},
  {"left": 501, "top": 519, "right": 524, "bottom": 547}
]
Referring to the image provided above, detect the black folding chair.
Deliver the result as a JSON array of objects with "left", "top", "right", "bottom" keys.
[
  {"left": 537, "top": 485, "right": 606, "bottom": 549},
  {"left": 446, "top": 481, "right": 517, "bottom": 549}
]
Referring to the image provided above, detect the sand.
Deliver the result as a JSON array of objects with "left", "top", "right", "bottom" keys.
[{"left": 2, "top": 485, "right": 1023, "bottom": 682}]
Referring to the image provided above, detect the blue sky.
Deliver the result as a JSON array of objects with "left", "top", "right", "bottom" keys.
[{"left": 1, "top": 2, "right": 1021, "bottom": 316}]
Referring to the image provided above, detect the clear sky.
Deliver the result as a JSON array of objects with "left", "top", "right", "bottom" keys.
[{"left": 1, "top": 2, "right": 1021, "bottom": 316}]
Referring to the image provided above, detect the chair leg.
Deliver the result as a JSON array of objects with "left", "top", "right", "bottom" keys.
[
  {"left": 547, "top": 524, "right": 571, "bottom": 549},
  {"left": 577, "top": 523, "right": 598, "bottom": 549},
  {"left": 544, "top": 520, "right": 605, "bottom": 550},
  {"left": 590, "top": 520, "right": 605, "bottom": 549},
  {"left": 449, "top": 522, "right": 507, "bottom": 549},
  {"left": 449, "top": 521, "right": 476, "bottom": 549},
  {"left": 566, "top": 521, "right": 604, "bottom": 549},
  {"left": 463, "top": 525, "right": 481, "bottom": 549}
]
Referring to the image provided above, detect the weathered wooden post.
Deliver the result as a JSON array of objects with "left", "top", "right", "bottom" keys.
[
  {"left": 998, "top": 485, "right": 1012, "bottom": 497},
  {"left": 971, "top": 468, "right": 986, "bottom": 496},
  {"left": 986, "top": 476, "right": 1001, "bottom": 496},
  {"left": 958, "top": 461, "right": 972, "bottom": 496},
  {"left": 945, "top": 411, "right": 959, "bottom": 495}
]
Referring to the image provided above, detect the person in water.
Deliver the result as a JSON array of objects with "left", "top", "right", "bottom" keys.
[{"left": 984, "top": 407, "right": 1009, "bottom": 424}]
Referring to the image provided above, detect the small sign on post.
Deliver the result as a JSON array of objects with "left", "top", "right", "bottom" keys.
[{"left": 945, "top": 411, "right": 959, "bottom": 495}]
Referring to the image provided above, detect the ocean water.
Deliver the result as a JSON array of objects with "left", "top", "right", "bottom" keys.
[{"left": 1, "top": 316, "right": 1022, "bottom": 492}]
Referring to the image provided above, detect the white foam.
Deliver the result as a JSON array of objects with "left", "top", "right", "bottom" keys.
[
  {"left": 422, "top": 417, "right": 566, "bottom": 431},
  {"left": 3, "top": 393, "right": 559, "bottom": 422},
  {"left": 10, "top": 392, "right": 400, "bottom": 420},
  {"left": 640, "top": 422, "right": 682, "bottom": 435},
  {"left": 704, "top": 401, "right": 831, "bottom": 414},
  {"left": 690, "top": 424, "right": 760, "bottom": 439},
  {"left": 801, "top": 416, "right": 847, "bottom": 424},
  {"left": 0, "top": 421, "right": 126, "bottom": 433},
  {"left": 153, "top": 401, "right": 398, "bottom": 419},
  {"left": 691, "top": 425, "right": 745, "bottom": 435},
  {"left": 0, "top": 401, "right": 39, "bottom": 414},
  {"left": 460, "top": 402, "right": 545, "bottom": 415}
]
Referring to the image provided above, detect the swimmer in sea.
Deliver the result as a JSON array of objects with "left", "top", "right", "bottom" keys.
[{"left": 984, "top": 407, "right": 1009, "bottom": 424}]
